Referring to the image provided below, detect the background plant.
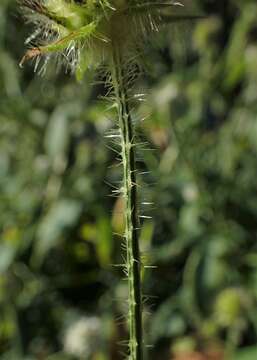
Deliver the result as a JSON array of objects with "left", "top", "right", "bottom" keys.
[
  {"left": 17, "top": 1, "right": 203, "bottom": 359},
  {"left": 0, "top": 0, "right": 257, "bottom": 359}
]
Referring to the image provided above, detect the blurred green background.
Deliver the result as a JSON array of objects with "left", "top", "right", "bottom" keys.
[{"left": 0, "top": 1, "right": 257, "bottom": 359}]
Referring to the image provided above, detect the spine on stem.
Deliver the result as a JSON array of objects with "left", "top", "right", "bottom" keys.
[{"left": 111, "top": 45, "right": 143, "bottom": 360}]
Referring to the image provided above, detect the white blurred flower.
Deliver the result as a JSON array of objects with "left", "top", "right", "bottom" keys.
[{"left": 63, "top": 316, "right": 101, "bottom": 358}]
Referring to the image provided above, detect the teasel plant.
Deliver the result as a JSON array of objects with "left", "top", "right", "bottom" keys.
[{"left": 19, "top": 1, "right": 203, "bottom": 359}]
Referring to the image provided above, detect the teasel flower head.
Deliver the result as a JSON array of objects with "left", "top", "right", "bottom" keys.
[{"left": 19, "top": 0, "right": 188, "bottom": 77}]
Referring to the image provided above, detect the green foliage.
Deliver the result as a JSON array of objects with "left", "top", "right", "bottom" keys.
[{"left": 0, "top": 0, "right": 257, "bottom": 359}]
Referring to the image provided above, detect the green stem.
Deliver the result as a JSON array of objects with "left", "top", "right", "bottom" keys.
[{"left": 111, "top": 45, "right": 143, "bottom": 360}]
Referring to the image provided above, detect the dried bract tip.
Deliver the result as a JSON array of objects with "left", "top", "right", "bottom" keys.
[{"left": 19, "top": 47, "right": 41, "bottom": 68}]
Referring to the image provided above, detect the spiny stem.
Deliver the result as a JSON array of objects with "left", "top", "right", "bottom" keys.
[{"left": 111, "top": 45, "right": 143, "bottom": 360}]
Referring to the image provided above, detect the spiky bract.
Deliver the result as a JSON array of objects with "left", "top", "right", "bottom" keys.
[{"left": 20, "top": 0, "right": 183, "bottom": 74}]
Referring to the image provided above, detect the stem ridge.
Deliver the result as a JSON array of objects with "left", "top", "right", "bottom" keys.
[{"left": 111, "top": 45, "right": 143, "bottom": 360}]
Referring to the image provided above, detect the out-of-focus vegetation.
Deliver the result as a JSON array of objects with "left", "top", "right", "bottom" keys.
[{"left": 0, "top": 0, "right": 257, "bottom": 359}]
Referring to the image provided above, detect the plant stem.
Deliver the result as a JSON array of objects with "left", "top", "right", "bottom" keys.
[{"left": 111, "top": 45, "right": 143, "bottom": 360}]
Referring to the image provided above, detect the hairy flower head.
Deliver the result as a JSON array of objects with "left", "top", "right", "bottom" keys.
[{"left": 19, "top": 0, "right": 189, "bottom": 76}]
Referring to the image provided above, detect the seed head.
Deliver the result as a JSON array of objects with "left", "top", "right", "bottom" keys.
[{"left": 19, "top": 0, "right": 186, "bottom": 75}]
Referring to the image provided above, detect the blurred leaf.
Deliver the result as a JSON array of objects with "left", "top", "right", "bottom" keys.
[
  {"left": 150, "top": 298, "right": 186, "bottom": 342},
  {"left": 44, "top": 107, "right": 70, "bottom": 165},
  {"left": 33, "top": 199, "right": 82, "bottom": 264},
  {"left": 96, "top": 216, "right": 113, "bottom": 267},
  {"left": 0, "top": 244, "right": 16, "bottom": 273}
]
